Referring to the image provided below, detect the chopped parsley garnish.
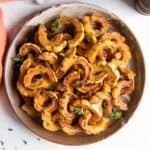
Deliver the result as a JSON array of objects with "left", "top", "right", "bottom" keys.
[
  {"left": 8, "top": 128, "right": 13, "bottom": 131},
  {"left": 0, "top": 140, "right": 4, "bottom": 146},
  {"left": 108, "top": 110, "right": 122, "bottom": 120},
  {"left": 72, "top": 80, "right": 80, "bottom": 87},
  {"left": 13, "top": 55, "right": 24, "bottom": 63},
  {"left": 37, "top": 138, "right": 40, "bottom": 141},
  {"left": 51, "top": 19, "right": 61, "bottom": 29},
  {"left": 13, "top": 55, "right": 25, "bottom": 69},
  {"left": 74, "top": 107, "right": 84, "bottom": 115},
  {"left": 22, "top": 140, "right": 27, "bottom": 145}
]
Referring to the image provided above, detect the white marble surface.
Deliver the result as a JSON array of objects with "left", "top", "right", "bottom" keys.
[{"left": 0, "top": 0, "right": 150, "bottom": 149}]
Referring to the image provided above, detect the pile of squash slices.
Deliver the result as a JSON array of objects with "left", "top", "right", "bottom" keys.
[{"left": 13, "top": 14, "right": 135, "bottom": 135}]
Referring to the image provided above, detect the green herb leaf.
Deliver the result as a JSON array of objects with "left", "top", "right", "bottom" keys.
[
  {"left": 8, "top": 128, "right": 13, "bottom": 131},
  {"left": 22, "top": 140, "right": 27, "bottom": 145},
  {"left": 13, "top": 55, "right": 25, "bottom": 69},
  {"left": 51, "top": 19, "right": 61, "bottom": 29},
  {"left": 108, "top": 111, "right": 122, "bottom": 120},
  {"left": 74, "top": 107, "right": 84, "bottom": 115},
  {"left": 37, "top": 138, "right": 40, "bottom": 141},
  {"left": 0, "top": 140, "right": 4, "bottom": 146},
  {"left": 72, "top": 80, "right": 80, "bottom": 88},
  {"left": 13, "top": 55, "right": 24, "bottom": 63}
]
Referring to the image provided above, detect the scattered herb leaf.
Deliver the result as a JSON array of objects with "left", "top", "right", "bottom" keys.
[
  {"left": 74, "top": 107, "right": 84, "bottom": 115},
  {"left": 23, "top": 140, "right": 27, "bottom": 145},
  {"left": 72, "top": 80, "right": 80, "bottom": 87},
  {"left": 13, "top": 55, "right": 25, "bottom": 69},
  {"left": 37, "top": 138, "right": 40, "bottom": 141},
  {"left": 51, "top": 19, "right": 61, "bottom": 29},
  {"left": 13, "top": 55, "right": 24, "bottom": 63},
  {"left": 108, "top": 111, "right": 122, "bottom": 120},
  {"left": 8, "top": 128, "right": 13, "bottom": 131},
  {"left": 0, "top": 140, "right": 4, "bottom": 146}
]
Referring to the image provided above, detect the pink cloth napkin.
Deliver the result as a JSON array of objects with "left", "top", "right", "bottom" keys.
[
  {"left": 0, "top": 8, "right": 7, "bottom": 85},
  {"left": 0, "top": 0, "right": 11, "bottom": 2}
]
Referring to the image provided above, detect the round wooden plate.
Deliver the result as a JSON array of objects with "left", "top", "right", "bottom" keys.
[{"left": 4, "top": 3, "right": 145, "bottom": 145}]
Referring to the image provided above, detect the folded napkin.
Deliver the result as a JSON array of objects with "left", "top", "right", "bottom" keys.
[
  {"left": 0, "top": 8, "right": 7, "bottom": 85},
  {"left": 0, "top": 0, "right": 10, "bottom": 2}
]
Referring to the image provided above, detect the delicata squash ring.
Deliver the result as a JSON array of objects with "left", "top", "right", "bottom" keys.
[
  {"left": 36, "top": 24, "right": 67, "bottom": 52},
  {"left": 14, "top": 13, "right": 135, "bottom": 136},
  {"left": 83, "top": 14, "right": 108, "bottom": 43},
  {"left": 51, "top": 16, "right": 84, "bottom": 48}
]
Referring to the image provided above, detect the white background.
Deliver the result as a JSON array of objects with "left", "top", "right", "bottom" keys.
[{"left": 0, "top": 0, "right": 150, "bottom": 149}]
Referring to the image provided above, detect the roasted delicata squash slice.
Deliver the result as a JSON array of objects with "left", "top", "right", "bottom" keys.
[
  {"left": 19, "top": 43, "right": 42, "bottom": 56},
  {"left": 96, "top": 92, "right": 112, "bottom": 115},
  {"left": 17, "top": 55, "right": 37, "bottom": 97},
  {"left": 41, "top": 92, "right": 59, "bottom": 131},
  {"left": 101, "top": 32, "right": 125, "bottom": 44},
  {"left": 92, "top": 62, "right": 120, "bottom": 88},
  {"left": 75, "top": 56, "right": 92, "bottom": 83},
  {"left": 111, "top": 43, "right": 131, "bottom": 67},
  {"left": 104, "top": 63, "right": 120, "bottom": 88},
  {"left": 54, "top": 33, "right": 72, "bottom": 41},
  {"left": 79, "top": 110, "right": 110, "bottom": 135},
  {"left": 56, "top": 53, "right": 77, "bottom": 79},
  {"left": 58, "top": 114, "right": 81, "bottom": 135},
  {"left": 52, "top": 16, "right": 84, "bottom": 48},
  {"left": 119, "top": 67, "right": 135, "bottom": 80},
  {"left": 34, "top": 91, "right": 58, "bottom": 112},
  {"left": 83, "top": 14, "right": 108, "bottom": 42},
  {"left": 90, "top": 72, "right": 108, "bottom": 84},
  {"left": 36, "top": 24, "right": 67, "bottom": 52},
  {"left": 98, "top": 40, "right": 117, "bottom": 61},
  {"left": 63, "top": 71, "right": 80, "bottom": 91},
  {"left": 14, "top": 14, "right": 135, "bottom": 135},
  {"left": 86, "top": 42, "right": 102, "bottom": 63},
  {"left": 92, "top": 60, "right": 107, "bottom": 74},
  {"left": 86, "top": 40, "right": 116, "bottom": 63},
  {"left": 23, "top": 65, "right": 57, "bottom": 89},
  {"left": 41, "top": 110, "right": 60, "bottom": 132},
  {"left": 17, "top": 76, "right": 36, "bottom": 97},
  {"left": 37, "top": 52, "right": 58, "bottom": 70},
  {"left": 71, "top": 98, "right": 103, "bottom": 124},
  {"left": 20, "top": 55, "right": 33, "bottom": 76},
  {"left": 58, "top": 93, "right": 75, "bottom": 122},
  {"left": 76, "top": 83, "right": 100, "bottom": 94},
  {"left": 112, "top": 80, "right": 134, "bottom": 110}
]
